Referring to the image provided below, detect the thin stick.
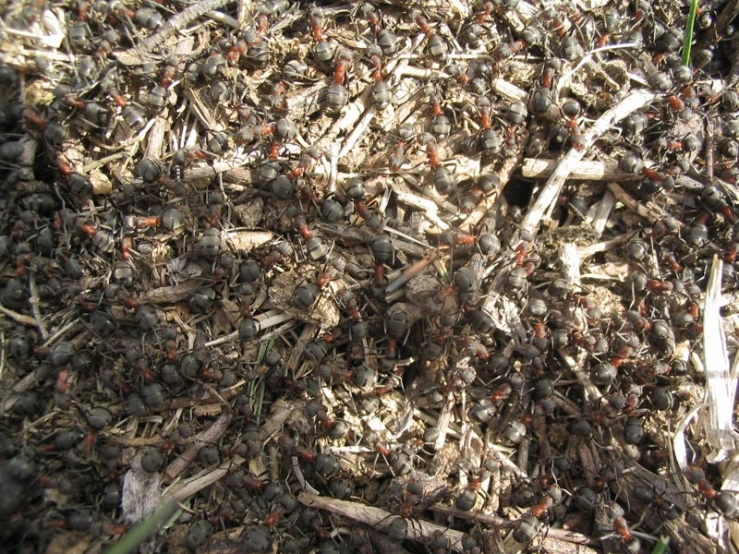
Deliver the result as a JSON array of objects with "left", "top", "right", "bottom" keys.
[
  {"left": 606, "top": 183, "right": 667, "bottom": 224},
  {"left": 431, "top": 505, "right": 599, "bottom": 550},
  {"left": 521, "top": 158, "right": 639, "bottom": 181},
  {"left": 521, "top": 90, "right": 659, "bottom": 237},
  {"left": 384, "top": 252, "right": 439, "bottom": 295},
  {"left": 138, "top": 0, "right": 231, "bottom": 54},
  {"left": 0, "top": 303, "right": 40, "bottom": 327},
  {"left": 298, "top": 492, "right": 465, "bottom": 548},
  {"left": 28, "top": 274, "right": 48, "bottom": 340},
  {"left": 164, "top": 411, "right": 232, "bottom": 482}
]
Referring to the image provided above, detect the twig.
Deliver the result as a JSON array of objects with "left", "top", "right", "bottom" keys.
[
  {"left": 164, "top": 411, "right": 232, "bottom": 482},
  {"left": 560, "top": 243, "right": 582, "bottom": 287},
  {"left": 431, "top": 505, "right": 599, "bottom": 550},
  {"left": 706, "top": 115, "right": 715, "bottom": 181},
  {"left": 0, "top": 303, "right": 40, "bottom": 327},
  {"left": 385, "top": 252, "right": 439, "bottom": 295},
  {"left": 298, "top": 492, "right": 465, "bottom": 548},
  {"left": 287, "top": 324, "right": 318, "bottom": 371},
  {"left": 606, "top": 183, "right": 668, "bottom": 224},
  {"left": 27, "top": 274, "right": 48, "bottom": 340},
  {"left": 204, "top": 311, "right": 293, "bottom": 347},
  {"left": 165, "top": 455, "right": 245, "bottom": 502},
  {"left": 521, "top": 158, "right": 639, "bottom": 181},
  {"left": 521, "top": 90, "right": 659, "bottom": 238},
  {"left": 206, "top": 10, "right": 239, "bottom": 28},
  {"left": 137, "top": 0, "right": 232, "bottom": 54},
  {"left": 433, "top": 390, "right": 456, "bottom": 451}
]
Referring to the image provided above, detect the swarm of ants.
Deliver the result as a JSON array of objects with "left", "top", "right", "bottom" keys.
[{"left": 2, "top": 0, "right": 739, "bottom": 552}]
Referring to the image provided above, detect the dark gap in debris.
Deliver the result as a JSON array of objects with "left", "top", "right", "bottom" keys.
[{"left": 502, "top": 177, "right": 534, "bottom": 208}]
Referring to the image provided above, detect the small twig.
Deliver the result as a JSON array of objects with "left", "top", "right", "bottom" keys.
[
  {"left": 521, "top": 158, "right": 639, "bottom": 181},
  {"left": 0, "top": 303, "right": 40, "bottom": 327},
  {"left": 560, "top": 243, "right": 582, "bottom": 288},
  {"left": 705, "top": 115, "right": 715, "bottom": 181},
  {"left": 385, "top": 252, "right": 439, "bottom": 295},
  {"left": 27, "top": 274, "right": 48, "bottom": 340},
  {"left": 521, "top": 90, "right": 659, "bottom": 238},
  {"left": 431, "top": 505, "right": 599, "bottom": 549},
  {"left": 204, "top": 311, "right": 293, "bottom": 347},
  {"left": 606, "top": 183, "right": 668, "bottom": 224},
  {"left": 164, "top": 411, "right": 232, "bottom": 482},
  {"left": 165, "top": 455, "right": 245, "bottom": 502},
  {"left": 703, "top": 256, "right": 739, "bottom": 461},
  {"left": 298, "top": 492, "right": 465, "bottom": 548},
  {"left": 206, "top": 10, "right": 239, "bottom": 28},
  {"left": 433, "top": 390, "right": 456, "bottom": 451},
  {"left": 287, "top": 324, "right": 318, "bottom": 371},
  {"left": 577, "top": 232, "right": 636, "bottom": 260},
  {"left": 138, "top": 0, "right": 232, "bottom": 54}
]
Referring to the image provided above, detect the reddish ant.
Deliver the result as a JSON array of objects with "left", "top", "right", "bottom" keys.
[
  {"left": 334, "top": 51, "right": 351, "bottom": 86},
  {"left": 425, "top": 138, "right": 442, "bottom": 168},
  {"left": 474, "top": 1, "right": 494, "bottom": 23},
  {"left": 415, "top": 14, "right": 435, "bottom": 37},
  {"left": 663, "top": 252, "right": 683, "bottom": 273},
  {"left": 265, "top": 505, "right": 286, "bottom": 527},
  {"left": 56, "top": 367, "right": 71, "bottom": 395},
  {"left": 490, "top": 382, "right": 513, "bottom": 403},
  {"left": 293, "top": 213, "right": 313, "bottom": 240},
  {"left": 726, "top": 242, "right": 739, "bottom": 263},
  {"left": 24, "top": 110, "right": 48, "bottom": 129},
  {"left": 646, "top": 279, "right": 673, "bottom": 293},
  {"left": 160, "top": 60, "right": 177, "bottom": 88},
  {"left": 463, "top": 337, "right": 490, "bottom": 360},
  {"left": 308, "top": 9, "right": 324, "bottom": 42},
  {"left": 567, "top": 119, "right": 585, "bottom": 151},
  {"left": 666, "top": 95, "right": 684, "bottom": 111},
  {"left": 682, "top": 465, "right": 738, "bottom": 514},
  {"left": 613, "top": 514, "right": 634, "bottom": 542},
  {"left": 642, "top": 166, "right": 666, "bottom": 182},
  {"left": 294, "top": 445, "right": 317, "bottom": 463},
  {"left": 369, "top": 51, "right": 383, "bottom": 82},
  {"left": 62, "top": 93, "right": 86, "bottom": 110},
  {"left": 107, "top": 87, "right": 127, "bottom": 108},
  {"left": 541, "top": 60, "right": 559, "bottom": 89},
  {"left": 494, "top": 39, "right": 525, "bottom": 60}
]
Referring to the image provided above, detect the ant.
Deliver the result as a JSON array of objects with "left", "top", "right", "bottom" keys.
[
  {"left": 494, "top": 39, "right": 526, "bottom": 60},
  {"left": 334, "top": 50, "right": 351, "bottom": 86},
  {"left": 605, "top": 503, "right": 641, "bottom": 553},
  {"left": 106, "top": 87, "right": 128, "bottom": 108},
  {"left": 414, "top": 13, "right": 435, "bottom": 37},
  {"left": 308, "top": 8, "right": 325, "bottom": 43},
  {"left": 160, "top": 57, "right": 177, "bottom": 88},
  {"left": 684, "top": 465, "right": 739, "bottom": 516},
  {"left": 725, "top": 241, "right": 739, "bottom": 263},
  {"left": 541, "top": 59, "right": 560, "bottom": 89},
  {"left": 642, "top": 166, "right": 666, "bottom": 182}
]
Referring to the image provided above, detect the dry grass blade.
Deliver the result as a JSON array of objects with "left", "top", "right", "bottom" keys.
[{"left": 701, "top": 256, "right": 739, "bottom": 462}]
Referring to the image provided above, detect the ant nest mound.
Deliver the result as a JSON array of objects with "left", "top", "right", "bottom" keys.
[{"left": 1, "top": 0, "right": 739, "bottom": 553}]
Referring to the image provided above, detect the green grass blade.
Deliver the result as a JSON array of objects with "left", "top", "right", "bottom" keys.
[
  {"left": 651, "top": 536, "right": 670, "bottom": 554},
  {"left": 103, "top": 500, "right": 179, "bottom": 554},
  {"left": 682, "top": 0, "right": 699, "bottom": 66}
]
